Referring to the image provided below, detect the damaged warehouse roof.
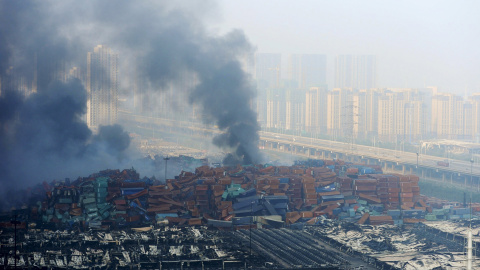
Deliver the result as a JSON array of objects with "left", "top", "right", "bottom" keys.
[
  {"left": 0, "top": 226, "right": 258, "bottom": 269},
  {"left": 307, "top": 220, "right": 480, "bottom": 269}
]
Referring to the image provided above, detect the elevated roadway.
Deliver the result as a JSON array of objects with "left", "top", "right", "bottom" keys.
[
  {"left": 119, "top": 112, "right": 479, "bottom": 189},
  {"left": 260, "top": 132, "right": 479, "bottom": 189}
]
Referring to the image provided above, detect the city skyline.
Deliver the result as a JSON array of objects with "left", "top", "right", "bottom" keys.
[
  {"left": 1, "top": 0, "right": 479, "bottom": 186},
  {"left": 218, "top": 1, "right": 480, "bottom": 94},
  {"left": 258, "top": 85, "right": 480, "bottom": 144},
  {"left": 3, "top": 3, "right": 480, "bottom": 266},
  {"left": 4, "top": 45, "right": 480, "bottom": 145}
]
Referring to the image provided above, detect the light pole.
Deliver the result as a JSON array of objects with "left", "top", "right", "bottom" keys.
[
  {"left": 250, "top": 201, "right": 253, "bottom": 257},
  {"left": 470, "top": 158, "right": 474, "bottom": 190},
  {"left": 416, "top": 152, "right": 419, "bottom": 173},
  {"left": 11, "top": 214, "right": 20, "bottom": 269},
  {"left": 164, "top": 155, "right": 170, "bottom": 182}
]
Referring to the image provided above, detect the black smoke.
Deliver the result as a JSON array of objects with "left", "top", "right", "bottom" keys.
[
  {"left": 98, "top": 1, "right": 262, "bottom": 165},
  {"left": 0, "top": 79, "right": 130, "bottom": 189},
  {"left": 0, "top": 0, "right": 261, "bottom": 195}
]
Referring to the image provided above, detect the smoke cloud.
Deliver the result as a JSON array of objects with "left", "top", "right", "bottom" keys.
[
  {"left": 0, "top": 0, "right": 261, "bottom": 198},
  {"left": 100, "top": 1, "right": 262, "bottom": 165},
  {"left": 0, "top": 79, "right": 130, "bottom": 189}
]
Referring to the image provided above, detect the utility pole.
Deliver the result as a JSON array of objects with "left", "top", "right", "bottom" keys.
[
  {"left": 470, "top": 158, "right": 474, "bottom": 190},
  {"left": 11, "top": 214, "right": 20, "bottom": 269},
  {"left": 164, "top": 155, "right": 170, "bottom": 182},
  {"left": 416, "top": 152, "right": 419, "bottom": 173},
  {"left": 468, "top": 158, "right": 474, "bottom": 270},
  {"left": 341, "top": 100, "right": 358, "bottom": 155},
  {"left": 250, "top": 201, "right": 253, "bottom": 257}
]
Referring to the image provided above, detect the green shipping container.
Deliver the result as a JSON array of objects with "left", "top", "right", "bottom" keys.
[
  {"left": 83, "top": 198, "right": 96, "bottom": 204},
  {"left": 94, "top": 182, "right": 108, "bottom": 188},
  {"left": 96, "top": 192, "right": 108, "bottom": 198},
  {"left": 96, "top": 187, "right": 108, "bottom": 193},
  {"left": 358, "top": 200, "right": 368, "bottom": 205},
  {"left": 101, "top": 211, "right": 110, "bottom": 219},
  {"left": 58, "top": 198, "right": 73, "bottom": 204}
]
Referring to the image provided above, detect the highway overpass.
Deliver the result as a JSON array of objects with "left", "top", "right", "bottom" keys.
[
  {"left": 259, "top": 132, "right": 479, "bottom": 189},
  {"left": 119, "top": 112, "right": 480, "bottom": 190}
]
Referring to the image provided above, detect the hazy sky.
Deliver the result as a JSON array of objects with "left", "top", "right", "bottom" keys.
[{"left": 216, "top": 0, "right": 480, "bottom": 94}]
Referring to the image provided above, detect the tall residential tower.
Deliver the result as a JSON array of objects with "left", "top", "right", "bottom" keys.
[
  {"left": 288, "top": 54, "right": 327, "bottom": 89},
  {"left": 87, "top": 45, "right": 118, "bottom": 129},
  {"left": 334, "top": 55, "right": 376, "bottom": 90}
]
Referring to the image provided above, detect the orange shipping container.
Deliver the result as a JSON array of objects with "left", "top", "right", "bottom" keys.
[
  {"left": 304, "top": 199, "right": 318, "bottom": 205},
  {"left": 403, "top": 218, "right": 425, "bottom": 223},
  {"left": 400, "top": 192, "right": 414, "bottom": 198},
  {"left": 303, "top": 183, "right": 315, "bottom": 190},
  {"left": 188, "top": 218, "right": 202, "bottom": 226},
  {"left": 358, "top": 212, "right": 370, "bottom": 224},
  {"left": 301, "top": 177, "right": 315, "bottom": 184},
  {"left": 346, "top": 168, "right": 359, "bottom": 174},
  {"left": 402, "top": 202, "right": 415, "bottom": 208},
  {"left": 356, "top": 185, "right": 377, "bottom": 191},
  {"left": 301, "top": 211, "right": 313, "bottom": 218},
  {"left": 286, "top": 211, "right": 299, "bottom": 218}
]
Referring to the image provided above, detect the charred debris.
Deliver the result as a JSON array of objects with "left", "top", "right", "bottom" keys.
[
  {"left": 1, "top": 158, "right": 430, "bottom": 230},
  {"left": 2, "top": 158, "right": 480, "bottom": 269}
]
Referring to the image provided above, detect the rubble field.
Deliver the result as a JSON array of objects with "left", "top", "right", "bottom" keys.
[{"left": 2, "top": 158, "right": 480, "bottom": 269}]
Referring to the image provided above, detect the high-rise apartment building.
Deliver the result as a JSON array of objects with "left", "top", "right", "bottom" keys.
[
  {"left": 461, "top": 102, "right": 474, "bottom": 141},
  {"left": 266, "top": 88, "right": 286, "bottom": 129},
  {"left": 254, "top": 53, "right": 281, "bottom": 128},
  {"left": 0, "top": 66, "right": 34, "bottom": 97},
  {"left": 376, "top": 89, "right": 427, "bottom": 142},
  {"left": 405, "top": 100, "right": 427, "bottom": 141},
  {"left": 255, "top": 87, "right": 268, "bottom": 128},
  {"left": 254, "top": 53, "right": 281, "bottom": 89},
  {"left": 305, "top": 87, "right": 328, "bottom": 134},
  {"left": 285, "top": 88, "right": 305, "bottom": 131},
  {"left": 431, "top": 93, "right": 463, "bottom": 139},
  {"left": 377, "top": 94, "right": 393, "bottom": 140},
  {"left": 469, "top": 94, "right": 480, "bottom": 142},
  {"left": 68, "top": 67, "right": 82, "bottom": 81},
  {"left": 352, "top": 89, "right": 380, "bottom": 139},
  {"left": 334, "top": 55, "right": 376, "bottom": 90},
  {"left": 87, "top": 45, "right": 118, "bottom": 128},
  {"left": 288, "top": 54, "right": 326, "bottom": 89},
  {"left": 327, "top": 88, "right": 354, "bottom": 138}
]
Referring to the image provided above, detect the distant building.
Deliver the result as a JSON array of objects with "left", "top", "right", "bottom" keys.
[
  {"left": 334, "top": 55, "right": 376, "bottom": 90},
  {"left": 0, "top": 65, "right": 33, "bottom": 97},
  {"left": 305, "top": 87, "right": 328, "bottom": 134},
  {"left": 431, "top": 93, "right": 463, "bottom": 139},
  {"left": 377, "top": 91, "right": 406, "bottom": 142},
  {"left": 68, "top": 66, "right": 83, "bottom": 82},
  {"left": 254, "top": 53, "right": 281, "bottom": 127},
  {"left": 87, "top": 45, "right": 118, "bottom": 129},
  {"left": 327, "top": 88, "right": 354, "bottom": 138},
  {"left": 266, "top": 88, "right": 286, "bottom": 130},
  {"left": 353, "top": 89, "right": 380, "bottom": 139},
  {"left": 285, "top": 88, "right": 306, "bottom": 132},
  {"left": 469, "top": 94, "right": 480, "bottom": 142},
  {"left": 254, "top": 53, "right": 281, "bottom": 89},
  {"left": 375, "top": 89, "right": 427, "bottom": 142},
  {"left": 288, "top": 54, "right": 326, "bottom": 89}
]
